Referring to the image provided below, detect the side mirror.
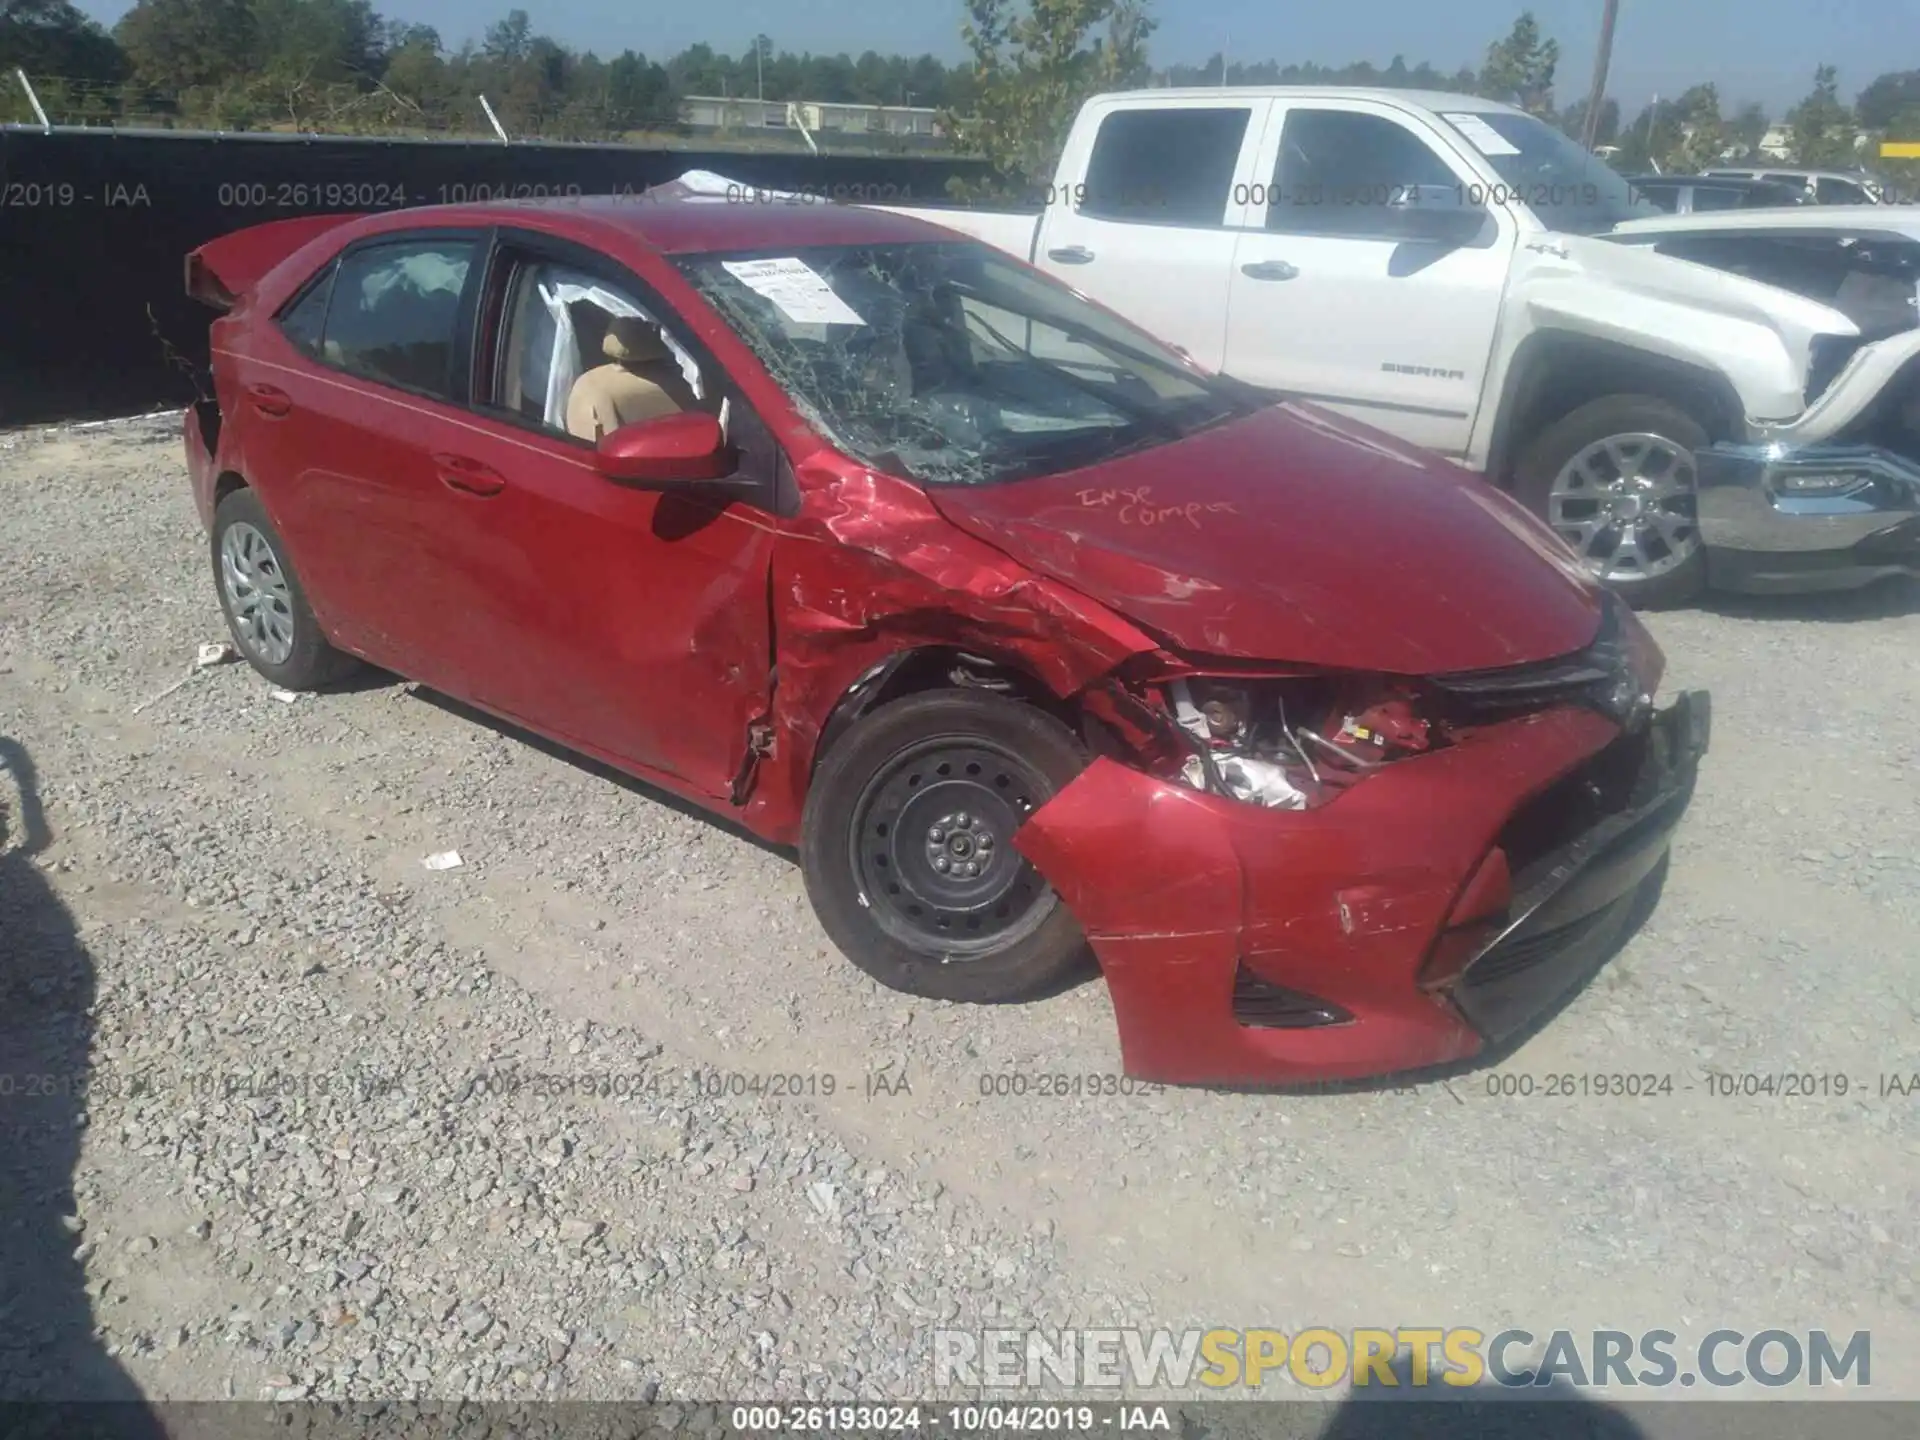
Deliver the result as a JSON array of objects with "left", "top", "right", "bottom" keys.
[
  {"left": 594, "top": 411, "right": 733, "bottom": 486},
  {"left": 1384, "top": 185, "right": 1491, "bottom": 248}
]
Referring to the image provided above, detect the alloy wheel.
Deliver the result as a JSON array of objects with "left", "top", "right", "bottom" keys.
[
  {"left": 219, "top": 520, "right": 297, "bottom": 666},
  {"left": 1547, "top": 432, "right": 1702, "bottom": 584}
]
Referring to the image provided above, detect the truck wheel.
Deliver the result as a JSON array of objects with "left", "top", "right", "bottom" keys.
[
  {"left": 800, "top": 689, "right": 1089, "bottom": 1004},
  {"left": 1514, "top": 395, "right": 1708, "bottom": 609}
]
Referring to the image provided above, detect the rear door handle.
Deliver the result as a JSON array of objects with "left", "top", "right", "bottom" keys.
[
  {"left": 1240, "top": 259, "right": 1300, "bottom": 281},
  {"left": 432, "top": 453, "right": 506, "bottom": 497},
  {"left": 1046, "top": 245, "right": 1096, "bottom": 265},
  {"left": 245, "top": 382, "right": 292, "bottom": 417}
]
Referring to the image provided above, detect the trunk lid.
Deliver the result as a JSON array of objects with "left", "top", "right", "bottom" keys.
[{"left": 186, "top": 213, "right": 365, "bottom": 311}]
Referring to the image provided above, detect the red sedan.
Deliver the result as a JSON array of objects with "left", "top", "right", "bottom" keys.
[{"left": 183, "top": 197, "right": 1708, "bottom": 1086}]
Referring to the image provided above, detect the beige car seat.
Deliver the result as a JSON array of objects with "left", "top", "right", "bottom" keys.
[{"left": 565, "top": 316, "right": 693, "bottom": 442}]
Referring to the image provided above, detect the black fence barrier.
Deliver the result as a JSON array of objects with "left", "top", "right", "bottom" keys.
[{"left": 0, "top": 127, "right": 993, "bottom": 427}]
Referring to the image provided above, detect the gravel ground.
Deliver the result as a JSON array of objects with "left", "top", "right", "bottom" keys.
[{"left": 1, "top": 418, "right": 1917, "bottom": 1414}]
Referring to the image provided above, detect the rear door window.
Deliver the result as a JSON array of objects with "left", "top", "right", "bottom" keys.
[
  {"left": 317, "top": 238, "right": 479, "bottom": 401},
  {"left": 276, "top": 266, "right": 334, "bottom": 357},
  {"left": 1080, "top": 107, "right": 1252, "bottom": 225}
]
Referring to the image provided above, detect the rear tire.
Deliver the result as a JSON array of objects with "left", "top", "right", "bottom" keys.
[
  {"left": 1514, "top": 394, "right": 1709, "bottom": 610},
  {"left": 210, "top": 488, "right": 358, "bottom": 690},
  {"left": 800, "top": 689, "right": 1089, "bottom": 1003}
]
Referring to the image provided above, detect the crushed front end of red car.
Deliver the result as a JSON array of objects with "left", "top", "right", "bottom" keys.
[{"left": 1009, "top": 602, "right": 1709, "bottom": 1088}]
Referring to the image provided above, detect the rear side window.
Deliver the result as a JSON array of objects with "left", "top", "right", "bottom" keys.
[
  {"left": 317, "top": 238, "right": 477, "bottom": 400},
  {"left": 1267, "top": 109, "right": 1458, "bottom": 236},
  {"left": 277, "top": 266, "right": 334, "bottom": 357},
  {"left": 1815, "top": 177, "right": 1870, "bottom": 204},
  {"left": 1080, "top": 107, "right": 1251, "bottom": 225}
]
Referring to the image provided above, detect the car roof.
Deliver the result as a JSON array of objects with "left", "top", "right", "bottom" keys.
[
  {"left": 1104, "top": 85, "right": 1524, "bottom": 116},
  {"left": 345, "top": 194, "right": 963, "bottom": 257}
]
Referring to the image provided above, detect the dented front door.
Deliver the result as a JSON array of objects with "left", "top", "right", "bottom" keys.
[{"left": 426, "top": 406, "right": 777, "bottom": 798}]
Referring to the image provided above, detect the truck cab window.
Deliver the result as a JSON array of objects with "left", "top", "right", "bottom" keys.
[
  {"left": 1080, "top": 107, "right": 1251, "bottom": 226},
  {"left": 1268, "top": 110, "right": 1457, "bottom": 236}
]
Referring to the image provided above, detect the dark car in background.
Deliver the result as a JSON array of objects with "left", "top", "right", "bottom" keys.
[{"left": 1625, "top": 175, "right": 1810, "bottom": 214}]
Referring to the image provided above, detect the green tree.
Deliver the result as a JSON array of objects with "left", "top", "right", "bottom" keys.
[
  {"left": 251, "top": 0, "right": 383, "bottom": 86},
  {"left": 1477, "top": 11, "right": 1557, "bottom": 115},
  {"left": 948, "top": 0, "right": 1156, "bottom": 194},
  {"left": 1787, "top": 64, "right": 1857, "bottom": 168},
  {"left": 1855, "top": 69, "right": 1920, "bottom": 132},
  {"left": 115, "top": 0, "right": 257, "bottom": 94},
  {"left": 1728, "top": 101, "right": 1769, "bottom": 158},
  {"left": 1, "top": 0, "right": 126, "bottom": 82},
  {"left": 1558, "top": 94, "right": 1619, "bottom": 146},
  {"left": 605, "top": 49, "right": 675, "bottom": 129}
]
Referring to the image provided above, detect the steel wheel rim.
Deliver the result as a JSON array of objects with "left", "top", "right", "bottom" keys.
[
  {"left": 219, "top": 521, "right": 296, "bottom": 666},
  {"left": 1547, "top": 432, "right": 1701, "bottom": 583},
  {"left": 848, "top": 736, "right": 1057, "bottom": 960}
]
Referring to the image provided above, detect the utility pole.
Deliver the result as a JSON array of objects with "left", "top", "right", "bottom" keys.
[{"left": 1580, "top": 0, "right": 1620, "bottom": 151}]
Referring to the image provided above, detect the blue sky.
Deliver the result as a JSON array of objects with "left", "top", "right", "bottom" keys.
[{"left": 78, "top": 0, "right": 1907, "bottom": 113}]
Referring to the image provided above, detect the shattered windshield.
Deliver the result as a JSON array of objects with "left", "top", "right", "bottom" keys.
[
  {"left": 675, "top": 242, "right": 1253, "bottom": 486},
  {"left": 1440, "top": 109, "right": 1660, "bottom": 235}
]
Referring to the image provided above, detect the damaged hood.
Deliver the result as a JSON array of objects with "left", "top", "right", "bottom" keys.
[{"left": 927, "top": 402, "right": 1605, "bottom": 676}]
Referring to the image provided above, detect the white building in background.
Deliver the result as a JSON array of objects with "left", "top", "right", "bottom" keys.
[
  {"left": 679, "top": 96, "right": 942, "bottom": 138},
  {"left": 1756, "top": 125, "right": 1793, "bottom": 159}
]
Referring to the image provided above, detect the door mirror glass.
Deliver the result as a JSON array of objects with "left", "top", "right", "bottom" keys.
[{"left": 594, "top": 412, "right": 732, "bottom": 484}]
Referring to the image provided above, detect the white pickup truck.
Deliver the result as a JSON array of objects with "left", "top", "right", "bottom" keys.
[{"left": 875, "top": 87, "right": 1920, "bottom": 605}]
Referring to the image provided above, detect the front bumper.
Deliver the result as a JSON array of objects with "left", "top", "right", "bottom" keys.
[
  {"left": 1015, "top": 692, "right": 1709, "bottom": 1087},
  {"left": 1696, "top": 442, "right": 1920, "bottom": 594}
]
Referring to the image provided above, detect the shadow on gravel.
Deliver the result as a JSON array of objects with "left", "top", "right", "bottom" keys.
[
  {"left": 1320, "top": 1367, "right": 1651, "bottom": 1440},
  {"left": 1315, "top": 1354, "right": 1649, "bottom": 1439},
  {"left": 406, "top": 686, "right": 1112, "bottom": 999},
  {"left": 1697, "top": 573, "right": 1920, "bottom": 624},
  {"left": 407, "top": 686, "right": 797, "bottom": 861},
  {"left": 0, "top": 737, "right": 163, "bottom": 1433}
]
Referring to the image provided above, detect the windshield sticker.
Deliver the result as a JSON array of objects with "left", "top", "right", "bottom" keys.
[
  {"left": 1443, "top": 114, "right": 1522, "bottom": 157},
  {"left": 721, "top": 257, "right": 867, "bottom": 326}
]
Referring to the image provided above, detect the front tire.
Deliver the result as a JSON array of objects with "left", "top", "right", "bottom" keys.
[
  {"left": 1513, "top": 394, "right": 1709, "bottom": 609},
  {"left": 800, "top": 689, "right": 1089, "bottom": 1003},
  {"left": 211, "top": 488, "right": 358, "bottom": 690}
]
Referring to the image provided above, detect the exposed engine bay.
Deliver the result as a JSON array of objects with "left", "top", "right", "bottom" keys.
[{"left": 1165, "top": 676, "right": 1441, "bottom": 810}]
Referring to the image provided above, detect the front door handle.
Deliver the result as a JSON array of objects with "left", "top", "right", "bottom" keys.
[
  {"left": 245, "top": 382, "right": 292, "bottom": 417},
  {"left": 433, "top": 453, "right": 506, "bottom": 497},
  {"left": 1046, "top": 245, "right": 1096, "bottom": 265},
  {"left": 1240, "top": 259, "right": 1300, "bottom": 281}
]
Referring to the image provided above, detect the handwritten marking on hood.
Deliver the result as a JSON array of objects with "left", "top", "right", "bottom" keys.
[{"left": 1074, "top": 484, "right": 1238, "bottom": 529}]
